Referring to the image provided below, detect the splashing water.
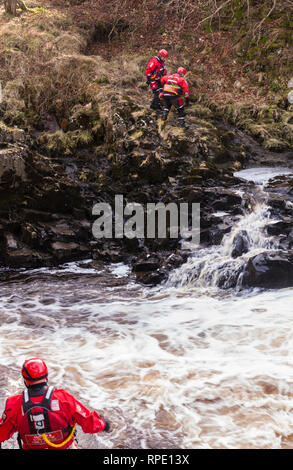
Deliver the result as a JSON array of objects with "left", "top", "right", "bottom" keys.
[
  {"left": 166, "top": 202, "right": 278, "bottom": 291},
  {"left": 1, "top": 167, "right": 293, "bottom": 449}
]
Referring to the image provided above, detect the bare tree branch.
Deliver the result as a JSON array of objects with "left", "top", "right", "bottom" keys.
[
  {"left": 254, "top": 0, "right": 277, "bottom": 32},
  {"left": 196, "top": 0, "right": 233, "bottom": 28}
]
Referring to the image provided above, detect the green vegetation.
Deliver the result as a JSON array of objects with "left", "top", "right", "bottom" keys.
[{"left": 0, "top": 0, "right": 291, "bottom": 151}]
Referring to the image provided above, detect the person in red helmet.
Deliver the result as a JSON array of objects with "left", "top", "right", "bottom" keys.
[
  {"left": 146, "top": 49, "right": 168, "bottom": 110},
  {"left": 160, "top": 66, "right": 190, "bottom": 128},
  {"left": 0, "top": 358, "right": 111, "bottom": 449}
]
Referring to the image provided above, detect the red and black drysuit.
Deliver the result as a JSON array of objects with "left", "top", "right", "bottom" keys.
[
  {"left": 0, "top": 383, "right": 108, "bottom": 449},
  {"left": 145, "top": 55, "right": 167, "bottom": 110},
  {"left": 160, "top": 73, "right": 190, "bottom": 127}
]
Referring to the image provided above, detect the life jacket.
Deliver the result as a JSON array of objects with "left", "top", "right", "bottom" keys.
[
  {"left": 18, "top": 386, "right": 74, "bottom": 448},
  {"left": 148, "top": 56, "right": 166, "bottom": 80},
  {"left": 163, "top": 74, "right": 183, "bottom": 96}
]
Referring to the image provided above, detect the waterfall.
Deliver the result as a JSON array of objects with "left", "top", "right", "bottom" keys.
[
  {"left": 166, "top": 204, "right": 276, "bottom": 289},
  {"left": 166, "top": 167, "right": 293, "bottom": 291}
]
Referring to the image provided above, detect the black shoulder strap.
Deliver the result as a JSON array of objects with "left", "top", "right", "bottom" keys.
[
  {"left": 22, "top": 386, "right": 54, "bottom": 434},
  {"left": 40, "top": 385, "right": 54, "bottom": 410},
  {"left": 22, "top": 386, "right": 54, "bottom": 414}
]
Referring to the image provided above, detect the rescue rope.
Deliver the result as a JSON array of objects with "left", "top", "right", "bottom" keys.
[{"left": 41, "top": 426, "right": 76, "bottom": 448}]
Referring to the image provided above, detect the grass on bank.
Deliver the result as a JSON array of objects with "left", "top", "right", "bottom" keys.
[{"left": 0, "top": 0, "right": 292, "bottom": 153}]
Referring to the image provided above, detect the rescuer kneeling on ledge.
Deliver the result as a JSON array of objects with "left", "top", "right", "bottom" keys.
[{"left": 0, "top": 358, "right": 111, "bottom": 449}]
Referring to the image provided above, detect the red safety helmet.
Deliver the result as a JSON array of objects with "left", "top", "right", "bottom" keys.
[
  {"left": 22, "top": 358, "right": 48, "bottom": 385},
  {"left": 177, "top": 67, "right": 186, "bottom": 76},
  {"left": 158, "top": 49, "right": 168, "bottom": 58}
]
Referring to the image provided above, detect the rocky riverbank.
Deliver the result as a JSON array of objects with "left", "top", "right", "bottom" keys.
[
  {"left": 0, "top": 3, "right": 292, "bottom": 289},
  {"left": 1, "top": 91, "right": 293, "bottom": 289}
]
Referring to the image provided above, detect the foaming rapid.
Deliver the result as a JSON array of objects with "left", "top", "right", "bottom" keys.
[
  {"left": 166, "top": 202, "right": 277, "bottom": 291},
  {"left": 1, "top": 167, "right": 293, "bottom": 449},
  {"left": 167, "top": 166, "right": 293, "bottom": 292},
  {"left": 1, "top": 259, "right": 293, "bottom": 449},
  {"left": 234, "top": 167, "right": 293, "bottom": 186}
]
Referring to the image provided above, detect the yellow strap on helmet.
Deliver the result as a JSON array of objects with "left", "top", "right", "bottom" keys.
[{"left": 41, "top": 426, "right": 76, "bottom": 449}]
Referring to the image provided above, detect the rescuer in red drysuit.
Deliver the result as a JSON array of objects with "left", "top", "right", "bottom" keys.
[
  {"left": 145, "top": 49, "right": 168, "bottom": 110},
  {"left": 0, "top": 358, "right": 111, "bottom": 449},
  {"left": 160, "top": 67, "right": 190, "bottom": 127}
]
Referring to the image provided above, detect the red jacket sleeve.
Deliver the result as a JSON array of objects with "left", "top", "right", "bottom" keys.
[
  {"left": 161, "top": 74, "right": 169, "bottom": 85},
  {"left": 146, "top": 58, "right": 155, "bottom": 77},
  {"left": 56, "top": 389, "right": 106, "bottom": 434},
  {"left": 0, "top": 395, "right": 21, "bottom": 443},
  {"left": 180, "top": 77, "right": 189, "bottom": 98}
]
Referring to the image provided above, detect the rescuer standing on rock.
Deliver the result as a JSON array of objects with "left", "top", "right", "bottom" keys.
[
  {"left": 161, "top": 67, "right": 190, "bottom": 127},
  {"left": 146, "top": 49, "right": 168, "bottom": 110},
  {"left": 0, "top": 358, "right": 111, "bottom": 449}
]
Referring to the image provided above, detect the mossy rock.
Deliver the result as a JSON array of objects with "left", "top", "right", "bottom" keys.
[
  {"left": 264, "top": 138, "right": 289, "bottom": 151},
  {"left": 188, "top": 104, "right": 214, "bottom": 120},
  {"left": 38, "top": 129, "right": 94, "bottom": 156}
]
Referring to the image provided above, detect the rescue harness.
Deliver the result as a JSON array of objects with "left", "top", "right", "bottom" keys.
[{"left": 18, "top": 386, "right": 76, "bottom": 449}]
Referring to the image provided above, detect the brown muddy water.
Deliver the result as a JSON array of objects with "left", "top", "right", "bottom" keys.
[{"left": 1, "top": 167, "right": 293, "bottom": 449}]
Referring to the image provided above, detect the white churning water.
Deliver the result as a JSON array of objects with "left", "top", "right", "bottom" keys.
[
  {"left": 234, "top": 167, "right": 293, "bottom": 186},
  {"left": 1, "top": 167, "right": 293, "bottom": 449}
]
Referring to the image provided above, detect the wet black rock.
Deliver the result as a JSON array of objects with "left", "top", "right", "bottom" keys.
[
  {"left": 131, "top": 256, "right": 165, "bottom": 285},
  {"left": 132, "top": 259, "right": 160, "bottom": 272},
  {"left": 266, "top": 219, "right": 293, "bottom": 236},
  {"left": 241, "top": 251, "right": 293, "bottom": 289},
  {"left": 200, "top": 225, "right": 231, "bottom": 246},
  {"left": 1, "top": 101, "right": 291, "bottom": 289},
  {"left": 231, "top": 230, "right": 250, "bottom": 258}
]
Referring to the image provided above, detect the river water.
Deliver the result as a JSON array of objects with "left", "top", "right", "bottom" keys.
[{"left": 1, "top": 168, "right": 293, "bottom": 449}]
